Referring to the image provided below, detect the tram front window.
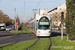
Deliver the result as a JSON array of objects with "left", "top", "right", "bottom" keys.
[
  {"left": 38, "top": 16, "right": 50, "bottom": 30},
  {"left": 38, "top": 25, "right": 49, "bottom": 30}
]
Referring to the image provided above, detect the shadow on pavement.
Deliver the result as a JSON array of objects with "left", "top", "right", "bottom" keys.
[
  {"left": 0, "top": 35, "right": 14, "bottom": 37},
  {"left": 0, "top": 33, "right": 34, "bottom": 37},
  {"left": 51, "top": 32, "right": 67, "bottom": 37}
]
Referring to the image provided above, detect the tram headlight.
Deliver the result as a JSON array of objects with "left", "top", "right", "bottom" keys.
[{"left": 38, "top": 31, "right": 40, "bottom": 33}]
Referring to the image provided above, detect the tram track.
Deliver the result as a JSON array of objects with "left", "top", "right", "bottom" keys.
[
  {"left": 27, "top": 38, "right": 40, "bottom": 50},
  {"left": 27, "top": 37, "right": 52, "bottom": 50},
  {"left": 48, "top": 38, "right": 52, "bottom": 50}
]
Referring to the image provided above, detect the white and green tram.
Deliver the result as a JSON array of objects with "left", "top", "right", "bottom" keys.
[{"left": 29, "top": 15, "right": 52, "bottom": 37}]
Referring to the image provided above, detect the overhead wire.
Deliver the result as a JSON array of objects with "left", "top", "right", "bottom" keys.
[
  {"left": 24, "top": 0, "right": 25, "bottom": 16},
  {"left": 36, "top": 0, "right": 42, "bottom": 8},
  {"left": 12, "top": 0, "right": 54, "bottom": 17},
  {"left": 12, "top": 0, "right": 50, "bottom": 3},
  {"left": 12, "top": 0, "right": 26, "bottom": 16}
]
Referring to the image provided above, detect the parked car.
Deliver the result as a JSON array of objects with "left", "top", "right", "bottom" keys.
[
  {"left": 9, "top": 25, "right": 15, "bottom": 30},
  {"left": 52, "top": 26, "right": 61, "bottom": 30},
  {"left": 0, "top": 23, "right": 6, "bottom": 31},
  {"left": 58, "top": 27, "right": 61, "bottom": 30},
  {"left": 52, "top": 26, "right": 58, "bottom": 30},
  {"left": 6, "top": 26, "right": 12, "bottom": 31}
]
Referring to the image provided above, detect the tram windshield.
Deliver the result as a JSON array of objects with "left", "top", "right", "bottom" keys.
[{"left": 38, "top": 16, "right": 50, "bottom": 30}]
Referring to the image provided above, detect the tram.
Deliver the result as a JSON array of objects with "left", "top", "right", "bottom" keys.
[{"left": 29, "top": 15, "right": 52, "bottom": 36}]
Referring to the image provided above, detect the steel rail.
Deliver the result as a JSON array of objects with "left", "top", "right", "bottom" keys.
[
  {"left": 27, "top": 38, "right": 40, "bottom": 50},
  {"left": 48, "top": 38, "right": 52, "bottom": 50}
]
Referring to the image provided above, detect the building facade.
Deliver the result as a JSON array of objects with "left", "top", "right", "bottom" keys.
[{"left": 35, "top": 3, "right": 66, "bottom": 27}]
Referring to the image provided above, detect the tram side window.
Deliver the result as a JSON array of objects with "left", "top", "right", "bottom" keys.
[{"left": 31, "top": 23, "right": 33, "bottom": 29}]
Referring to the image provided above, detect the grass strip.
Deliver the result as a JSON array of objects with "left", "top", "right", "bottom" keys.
[
  {"left": 0, "top": 44, "right": 10, "bottom": 47},
  {"left": 10, "top": 27, "right": 32, "bottom": 33},
  {"left": 0, "top": 39, "right": 37, "bottom": 50},
  {"left": 30, "top": 38, "right": 50, "bottom": 50},
  {"left": 51, "top": 36, "right": 75, "bottom": 50}
]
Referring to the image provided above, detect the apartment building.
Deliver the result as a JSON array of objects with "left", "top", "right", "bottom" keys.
[{"left": 35, "top": 3, "right": 66, "bottom": 27}]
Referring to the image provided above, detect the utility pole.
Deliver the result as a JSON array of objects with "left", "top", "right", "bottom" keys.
[
  {"left": 17, "top": 14, "right": 18, "bottom": 31},
  {"left": 39, "top": 8, "right": 40, "bottom": 15},
  {"left": 32, "top": 9, "right": 37, "bottom": 31},
  {"left": 14, "top": 8, "right": 16, "bottom": 29},
  {"left": 33, "top": 9, "right": 37, "bottom": 19}
]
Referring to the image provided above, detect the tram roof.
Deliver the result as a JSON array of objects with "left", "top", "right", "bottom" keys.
[
  {"left": 29, "top": 15, "right": 51, "bottom": 23},
  {"left": 36, "top": 15, "right": 51, "bottom": 20},
  {"left": 29, "top": 19, "right": 36, "bottom": 23}
]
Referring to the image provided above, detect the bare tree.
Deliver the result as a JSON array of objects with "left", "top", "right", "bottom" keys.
[
  {"left": 0, "top": 10, "right": 15, "bottom": 25},
  {"left": 51, "top": 12, "right": 61, "bottom": 26},
  {"left": 51, "top": 10, "right": 66, "bottom": 27}
]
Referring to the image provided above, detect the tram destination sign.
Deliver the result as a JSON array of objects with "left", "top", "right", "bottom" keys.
[{"left": 40, "top": 22, "right": 49, "bottom": 25}]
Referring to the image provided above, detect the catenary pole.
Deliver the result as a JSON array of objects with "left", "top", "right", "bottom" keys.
[{"left": 14, "top": 8, "right": 16, "bottom": 29}]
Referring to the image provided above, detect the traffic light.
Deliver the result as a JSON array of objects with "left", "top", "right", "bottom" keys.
[{"left": 61, "top": 12, "right": 64, "bottom": 22}]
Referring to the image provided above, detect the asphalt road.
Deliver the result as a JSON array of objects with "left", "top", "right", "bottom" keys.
[
  {"left": 0, "top": 30, "right": 67, "bottom": 45},
  {"left": 0, "top": 31, "right": 38, "bottom": 45}
]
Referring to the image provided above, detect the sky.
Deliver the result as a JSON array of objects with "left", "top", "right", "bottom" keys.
[{"left": 0, "top": 0, "right": 66, "bottom": 23}]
